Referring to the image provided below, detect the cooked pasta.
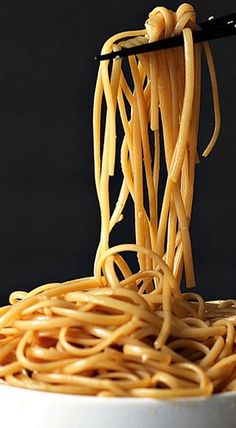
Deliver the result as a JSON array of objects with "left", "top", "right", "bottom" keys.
[{"left": 0, "top": 3, "right": 235, "bottom": 398}]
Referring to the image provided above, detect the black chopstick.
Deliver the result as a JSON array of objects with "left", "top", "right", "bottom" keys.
[{"left": 95, "top": 12, "right": 236, "bottom": 61}]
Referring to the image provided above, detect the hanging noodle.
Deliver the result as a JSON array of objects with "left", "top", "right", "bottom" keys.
[{"left": 0, "top": 3, "right": 235, "bottom": 399}]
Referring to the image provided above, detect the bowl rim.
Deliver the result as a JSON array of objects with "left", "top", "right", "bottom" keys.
[{"left": 0, "top": 382, "right": 236, "bottom": 404}]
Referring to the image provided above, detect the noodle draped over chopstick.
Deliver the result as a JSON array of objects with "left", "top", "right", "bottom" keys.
[{"left": 0, "top": 4, "right": 235, "bottom": 398}]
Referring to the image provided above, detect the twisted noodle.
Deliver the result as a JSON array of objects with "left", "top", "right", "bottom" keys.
[{"left": 0, "top": 4, "right": 235, "bottom": 398}]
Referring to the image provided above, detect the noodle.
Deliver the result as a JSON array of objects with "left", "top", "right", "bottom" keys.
[{"left": 0, "top": 3, "right": 235, "bottom": 399}]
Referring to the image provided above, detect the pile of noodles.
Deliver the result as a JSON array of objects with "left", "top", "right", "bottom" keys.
[{"left": 0, "top": 3, "right": 236, "bottom": 398}]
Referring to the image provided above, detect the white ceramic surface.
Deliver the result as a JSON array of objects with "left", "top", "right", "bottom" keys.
[{"left": 0, "top": 384, "right": 236, "bottom": 428}]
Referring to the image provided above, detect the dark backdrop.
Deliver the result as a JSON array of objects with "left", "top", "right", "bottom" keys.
[{"left": 0, "top": 0, "right": 235, "bottom": 304}]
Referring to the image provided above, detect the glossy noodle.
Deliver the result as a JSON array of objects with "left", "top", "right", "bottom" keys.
[{"left": 0, "top": 4, "right": 235, "bottom": 398}]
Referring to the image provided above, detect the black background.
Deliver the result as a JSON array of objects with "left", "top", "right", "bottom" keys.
[{"left": 0, "top": 0, "right": 235, "bottom": 304}]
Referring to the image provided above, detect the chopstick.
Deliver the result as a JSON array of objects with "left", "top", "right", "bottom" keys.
[{"left": 95, "top": 12, "right": 236, "bottom": 61}]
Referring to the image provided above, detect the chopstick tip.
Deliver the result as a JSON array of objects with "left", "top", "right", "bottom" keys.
[{"left": 94, "top": 52, "right": 122, "bottom": 62}]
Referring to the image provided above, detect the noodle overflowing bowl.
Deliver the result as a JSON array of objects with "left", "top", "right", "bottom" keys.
[{"left": 0, "top": 3, "right": 236, "bottom": 425}]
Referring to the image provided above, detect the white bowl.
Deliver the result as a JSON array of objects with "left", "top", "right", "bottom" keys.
[{"left": 1, "top": 384, "right": 236, "bottom": 428}]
